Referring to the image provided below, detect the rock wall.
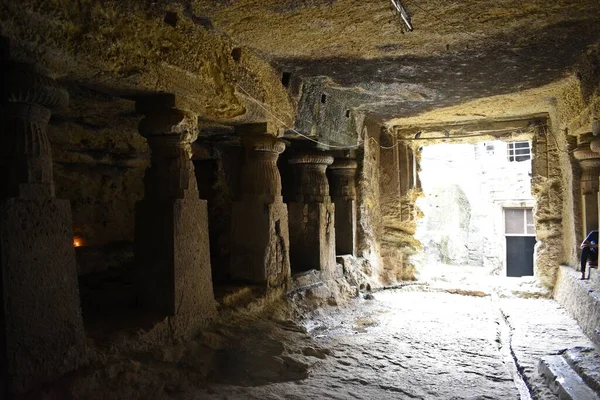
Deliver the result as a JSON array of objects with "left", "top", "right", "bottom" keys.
[
  {"left": 378, "top": 132, "right": 421, "bottom": 282},
  {"left": 354, "top": 120, "right": 421, "bottom": 284}
]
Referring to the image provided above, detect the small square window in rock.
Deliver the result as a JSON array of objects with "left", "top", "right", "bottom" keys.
[
  {"left": 281, "top": 72, "right": 292, "bottom": 88},
  {"left": 231, "top": 48, "right": 242, "bottom": 62},
  {"left": 321, "top": 94, "right": 327, "bottom": 104},
  {"left": 164, "top": 11, "right": 178, "bottom": 27},
  {"left": 345, "top": 109, "right": 351, "bottom": 118}
]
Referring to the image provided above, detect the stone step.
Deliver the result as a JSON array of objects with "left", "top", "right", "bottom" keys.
[
  {"left": 563, "top": 347, "right": 600, "bottom": 394},
  {"left": 539, "top": 354, "right": 600, "bottom": 400}
]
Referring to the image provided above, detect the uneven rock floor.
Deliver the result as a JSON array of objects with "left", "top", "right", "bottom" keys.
[
  {"left": 183, "top": 286, "right": 590, "bottom": 399},
  {"left": 58, "top": 279, "right": 594, "bottom": 400}
]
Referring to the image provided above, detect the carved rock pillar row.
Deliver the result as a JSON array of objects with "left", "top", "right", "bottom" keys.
[
  {"left": 288, "top": 152, "right": 336, "bottom": 277},
  {"left": 0, "top": 60, "right": 85, "bottom": 393},
  {"left": 574, "top": 142, "right": 600, "bottom": 236},
  {"left": 328, "top": 159, "right": 357, "bottom": 256},
  {"left": 230, "top": 125, "right": 291, "bottom": 289},
  {"left": 134, "top": 99, "right": 216, "bottom": 331}
]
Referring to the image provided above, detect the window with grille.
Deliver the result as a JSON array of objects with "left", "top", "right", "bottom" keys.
[
  {"left": 507, "top": 141, "right": 531, "bottom": 162},
  {"left": 505, "top": 208, "right": 535, "bottom": 235}
]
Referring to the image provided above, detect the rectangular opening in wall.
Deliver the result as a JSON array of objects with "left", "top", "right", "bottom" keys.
[{"left": 504, "top": 207, "right": 535, "bottom": 277}]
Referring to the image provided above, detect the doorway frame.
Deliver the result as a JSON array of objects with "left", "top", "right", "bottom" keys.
[{"left": 500, "top": 201, "right": 536, "bottom": 276}]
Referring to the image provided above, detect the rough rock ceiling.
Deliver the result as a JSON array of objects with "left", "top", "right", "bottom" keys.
[
  {"left": 201, "top": 0, "right": 600, "bottom": 121},
  {"left": 3, "top": 0, "right": 600, "bottom": 131}
]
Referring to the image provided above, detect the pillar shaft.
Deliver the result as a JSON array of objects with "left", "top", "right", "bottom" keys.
[
  {"left": 329, "top": 159, "right": 358, "bottom": 256},
  {"left": 574, "top": 144, "right": 600, "bottom": 236},
  {"left": 288, "top": 153, "right": 336, "bottom": 276},
  {"left": 134, "top": 103, "right": 215, "bottom": 327},
  {"left": 230, "top": 128, "right": 291, "bottom": 288},
  {"left": 0, "top": 60, "right": 85, "bottom": 393}
]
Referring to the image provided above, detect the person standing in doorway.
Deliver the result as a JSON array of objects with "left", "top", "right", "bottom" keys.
[{"left": 580, "top": 230, "right": 598, "bottom": 280}]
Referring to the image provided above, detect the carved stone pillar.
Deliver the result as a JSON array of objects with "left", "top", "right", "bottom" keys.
[
  {"left": 288, "top": 152, "right": 336, "bottom": 276},
  {"left": 134, "top": 98, "right": 215, "bottom": 330},
  {"left": 230, "top": 125, "right": 291, "bottom": 289},
  {"left": 328, "top": 159, "right": 357, "bottom": 256},
  {"left": 574, "top": 142, "right": 600, "bottom": 236},
  {"left": 0, "top": 61, "right": 85, "bottom": 393}
]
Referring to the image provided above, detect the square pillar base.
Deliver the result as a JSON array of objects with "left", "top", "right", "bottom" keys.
[
  {"left": 135, "top": 195, "right": 216, "bottom": 333},
  {"left": 288, "top": 202, "right": 336, "bottom": 277},
  {"left": 332, "top": 198, "right": 356, "bottom": 256},
  {"left": 0, "top": 198, "right": 85, "bottom": 393},
  {"left": 230, "top": 201, "right": 291, "bottom": 289}
]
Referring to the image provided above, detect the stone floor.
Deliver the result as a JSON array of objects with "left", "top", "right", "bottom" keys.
[
  {"left": 44, "top": 275, "right": 595, "bottom": 400},
  {"left": 179, "top": 285, "right": 591, "bottom": 400}
]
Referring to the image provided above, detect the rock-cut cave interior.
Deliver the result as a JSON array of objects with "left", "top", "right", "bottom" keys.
[{"left": 2, "top": 1, "right": 600, "bottom": 399}]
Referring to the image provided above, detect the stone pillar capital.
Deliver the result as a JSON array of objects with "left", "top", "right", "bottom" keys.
[
  {"left": 328, "top": 158, "right": 358, "bottom": 200},
  {"left": 574, "top": 142, "right": 600, "bottom": 196},
  {"left": 137, "top": 105, "right": 198, "bottom": 142},
  {"left": 236, "top": 129, "right": 285, "bottom": 203},
  {"left": 136, "top": 100, "right": 200, "bottom": 200},
  {"left": 289, "top": 153, "right": 334, "bottom": 166},
  {"left": 3, "top": 62, "right": 69, "bottom": 109},
  {"left": 241, "top": 133, "right": 286, "bottom": 154},
  {"left": 1, "top": 62, "right": 68, "bottom": 200},
  {"left": 573, "top": 143, "right": 600, "bottom": 163},
  {"left": 289, "top": 152, "right": 333, "bottom": 203}
]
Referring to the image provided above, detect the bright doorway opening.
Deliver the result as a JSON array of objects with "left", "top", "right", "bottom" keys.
[{"left": 415, "top": 140, "right": 536, "bottom": 280}]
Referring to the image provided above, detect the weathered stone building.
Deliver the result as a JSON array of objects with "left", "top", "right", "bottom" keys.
[{"left": 1, "top": 0, "right": 600, "bottom": 398}]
